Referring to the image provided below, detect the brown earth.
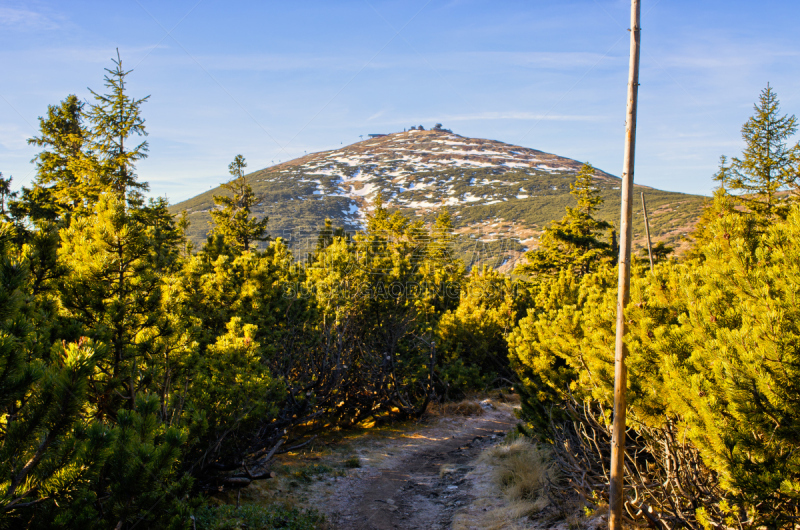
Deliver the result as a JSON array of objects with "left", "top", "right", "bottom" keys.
[
  {"left": 225, "top": 398, "right": 605, "bottom": 529},
  {"left": 310, "top": 406, "right": 518, "bottom": 529}
]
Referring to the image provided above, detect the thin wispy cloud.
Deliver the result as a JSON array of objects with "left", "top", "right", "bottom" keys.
[
  {"left": 12, "top": 44, "right": 624, "bottom": 77},
  {"left": 656, "top": 44, "right": 800, "bottom": 71},
  {"left": 0, "top": 6, "right": 61, "bottom": 30},
  {"left": 0, "top": 44, "right": 172, "bottom": 69},
  {"left": 367, "top": 109, "right": 389, "bottom": 121},
  {"left": 163, "top": 50, "right": 625, "bottom": 73}
]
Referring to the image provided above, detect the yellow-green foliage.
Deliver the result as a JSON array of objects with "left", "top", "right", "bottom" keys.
[
  {"left": 509, "top": 197, "right": 800, "bottom": 526},
  {"left": 436, "top": 266, "right": 523, "bottom": 391},
  {"left": 186, "top": 318, "right": 284, "bottom": 452},
  {"left": 659, "top": 204, "right": 800, "bottom": 515}
]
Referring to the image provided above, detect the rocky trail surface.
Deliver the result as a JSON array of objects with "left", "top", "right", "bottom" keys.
[{"left": 311, "top": 405, "right": 518, "bottom": 529}]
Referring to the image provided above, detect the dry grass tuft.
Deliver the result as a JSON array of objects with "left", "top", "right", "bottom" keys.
[
  {"left": 453, "top": 507, "right": 534, "bottom": 530},
  {"left": 479, "top": 437, "right": 555, "bottom": 517},
  {"left": 495, "top": 390, "right": 521, "bottom": 404}
]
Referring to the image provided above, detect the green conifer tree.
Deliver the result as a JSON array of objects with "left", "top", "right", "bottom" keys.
[
  {"left": 86, "top": 50, "right": 150, "bottom": 199},
  {"left": 515, "top": 162, "right": 612, "bottom": 277},
  {"left": 136, "top": 197, "right": 183, "bottom": 274},
  {"left": 0, "top": 224, "right": 114, "bottom": 527},
  {"left": 58, "top": 194, "right": 162, "bottom": 416},
  {"left": 660, "top": 204, "right": 800, "bottom": 526},
  {"left": 508, "top": 198, "right": 800, "bottom": 525},
  {"left": 100, "top": 394, "right": 190, "bottom": 530},
  {"left": 420, "top": 208, "right": 464, "bottom": 314},
  {"left": 714, "top": 85, "right": 800, "bottom": 218},
  {"left": 176, "top": 210, "right": 194, "bottom": 258},
  {"left": 209, "top": 155, "right": 269, "bottom": 252},
  {"left": 6, "top": 96, "right": 95, "bottom": 304},
  {"left": 0, "top": 174, "right": 15, "bottom": 223},
  {"left": 22, "top": 95, "right": 91, "bottom": 221}
]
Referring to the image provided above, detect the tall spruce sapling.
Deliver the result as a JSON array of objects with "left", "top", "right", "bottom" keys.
[
  {"left": 7, "top": 96, "right": 92, "bottom": 301},
  {"left": 714, "top": 85, "right": 800, "bottom": 218},
  {"left": 177, "top": 210, "right": 195, "bottom": 258},
  {"left": 86, "top": 49, "right": 150, "bottom": 199},
  {"left": 422, "top": 208, "right": 465, "bottom": 314},
  {"left": 8, "top": 96, "right": 98, "bottom": 304},
  {"left": 515, "top": 162, "right": 613, "bottom": 277},
  {"left": 210, "top": 155, "right": 269, "bottom": 252}
]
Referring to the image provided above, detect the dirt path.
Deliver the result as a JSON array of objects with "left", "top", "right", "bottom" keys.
[{"left": 313, "top": 406, "right": 518, "bottom": 529}]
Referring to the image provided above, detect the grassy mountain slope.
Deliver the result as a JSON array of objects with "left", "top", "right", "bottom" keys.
[{"left": 171, "top": 130, "right": 706, "bottom": 269}]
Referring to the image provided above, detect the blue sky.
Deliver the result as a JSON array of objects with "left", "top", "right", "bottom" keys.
[{"left": 2, "top": 0, "right": 799, "bottom": 202}]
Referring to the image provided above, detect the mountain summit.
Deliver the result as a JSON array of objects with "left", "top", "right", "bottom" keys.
[{"left": 173, "top": 129, "right": 705, "bottom": 269}]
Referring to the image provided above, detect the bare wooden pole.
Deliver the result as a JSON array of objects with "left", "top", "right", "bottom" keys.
[
  {"left": 610, "top": 1, "right": 641, "bottom": 528},
  {"left": 642, "top": 192, "right": 654, "bottom": 271}
]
